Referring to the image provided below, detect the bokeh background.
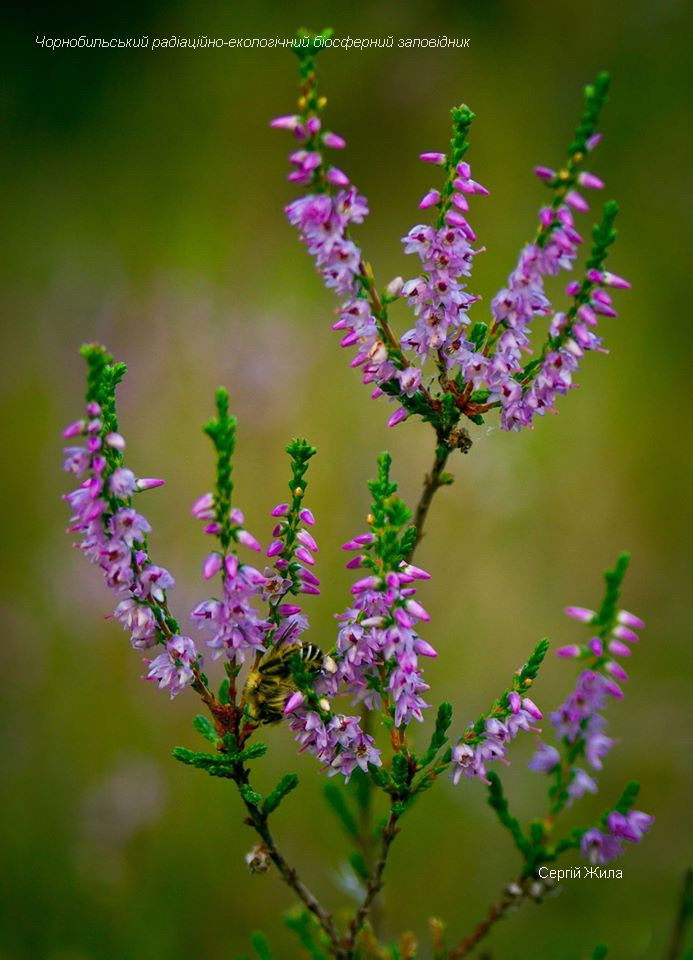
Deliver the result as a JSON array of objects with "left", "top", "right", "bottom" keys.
[{"left": 2, "top": 1, "right": 691, "bottom": 958}]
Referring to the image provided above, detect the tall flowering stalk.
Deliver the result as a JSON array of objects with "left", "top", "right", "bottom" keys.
[{"left": 60, "top": 31, "right": 653, "bottom": 960}]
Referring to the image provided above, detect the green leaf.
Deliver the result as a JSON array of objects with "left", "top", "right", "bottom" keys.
[
  {"left": 240, "top": 784, "right": 263, "bottom": 807},
  {"left": 263, "top": 774, "right": 300, "bottom": 816},
  {"left": 469, "top": 321, "right": 488, "bottom": 350},
  {"left": 250, "top": 931, "right": 273, "bottom": 960},
  {"left": 420, "top": 702, "right": 453, "bottom": 767},
  {"left": 192, "top": 714, "right": 218, "bottom": 744},
  {"left": 592, "top": 946, "right": 608, "bottom": 960},
  {"left": 239, "top": 743, "right": 269, "bottom": 763},
  {"left": 391, "top": 752, "right": 410, "bottom": 788},
  {"left": 487, "top": 772, "right": 531, "bottom": 859},
  {"left": 613, "top": 779, "right": 640, "bottom": 815},
  {"left": 597, "top": 552, "right": 630, "bottom": 630},
  {"left": 369, "top": 766, "right": 391, "bottom": 789},
  {"left": 219, "top": 676, "right": 231, "bottom": 704},
  {"left": 172, "top": 746, "right": 233, "bottom": 779},
  {"left": 284, "top": 908, "right": 330, "bottom": 960},
  {"left": 323, "top": 783, "right": 358, "bottom": 838}
]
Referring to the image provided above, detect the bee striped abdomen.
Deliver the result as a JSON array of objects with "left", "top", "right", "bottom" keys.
[{"left": 244, "top": 641, "right": 325, "bottom": 725}]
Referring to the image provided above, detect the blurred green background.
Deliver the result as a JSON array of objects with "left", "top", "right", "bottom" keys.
[{"left": 2, "top": 1, "right": 691, "bottom": 957}]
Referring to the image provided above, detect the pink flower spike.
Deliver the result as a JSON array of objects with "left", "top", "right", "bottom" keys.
[
  {"left": 612, "top": 625, "right": 639, "bottom": 643},
  {"left": 414, "top": 638, "right": 438, "bottom": 658},
  {"left": 295, "top": 546, "right": 315, "bottom": 566},
  {"left": 606, "top": 661, "right": 629, "bottom": 682},
  {"left": 270, "top": 114, "right": 300, "bottom": 131},
  {"left": 203, "top": 552, "right": 223, "bottom": 579},
  {"left": 608, "top": 639, "right": 631, "bottom": 657},
  {"left": 603, "top": 678, "right": 624, "bottom": 699},
  {"left": 279, "top": 603, "right": 301, "bottom": 616},
  {"left": 399, "top": 562, "right": 431, "bottom": 580},
  {"left": 342, "top": 534, "right": 374, "bottom": 550},
  {"left": 522, "top": 697, "right": 543, "bottom": 720},
  {"left": 451, "top": 192, "right": 470, "bottom": 212},
  {"left": 508, "top": 691, "right": 521, "bottom": 714},
  {"left": 297, "top": 529, "right": 319, "bottom": 552},
  {"left": 271, "top": 503, "right": 289, "bottom": 517},
  {"left": 539, "top": 206, "right": 554, "bottom": 228},
  {"left": 299, "top": 508, "right": 315, "bottom": 526},
  {"left": 617, "top": 610, "right": 645, "bottom": 629},
  {"left": 192, "top": 492, "right": 214, "bottom": 518},
  {"left": 566, "top": 189, "right": 589, "bottom": 212},
  {"left": 237, "top": 529, "right": 262, "bottom": 552},
  {"left": 578, "top": 171, "right": 605, "bottom": 190},
  {"left": 565, "top": 606, "right": 597, "bottom": 623},
  {"left": 405, "top": 599, "right": 430, "bottom": 621},
  {"left": 284, "top": 692, "right": 305, "bottom": 714},
  {"left": 299, "top": 583, "right": 320, "bottom": 595},
  {"left": 419, "top": 189, "right": 441, "bottom": 209},
  {"left": 602, "top": 271, "right": 631, "bottom": 290},
  {"left": 557, "top": 645, "right": 581, "bottom": 658},
  {"left": 345, "top": 556, "right": 363, "bottom": 569},
  {"left": 63, "top": 420, "right": 85, "bottom": 438},
  {"left": 225, "top": 553, "right": 239, "bottom": 578},
  {"left": 322, "top": 131, "right": 346, "bottom": 149},
  {"left": 244, "top": 565, "right": 267, "bottom": 586},
  {"left": 105, "top": 432, "right": 125, "bottom": 450},
  {"left": 534, "top": 166, "right": 556, "bottom": 181},
  {"left": 352, "top": 575, "right": 380, "bottom": 593},
  {"left": 387, "top": 408, "right": 408, "bottom": 428},
  {"left": 420, "top": 151, "right": 446, "bottom": 165},
  {"left": 266, "top": 540, "right": 284, "bottom": 558},
  {"left": 588, "top": 637, "right": 603, "bottom": 657},
  {"left": 326, "top": 167, "right": 350, "bottom": 187},
  {"left": 299, "top": 568, "right": 320, "bottom": 586},
  {"left": 137, "top": 477, "right": 165, "bottom": 491}
]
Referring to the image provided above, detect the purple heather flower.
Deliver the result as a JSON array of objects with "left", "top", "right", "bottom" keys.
[
  {"left": 192, "top": 560, "right": 269, "bottom": 663},
  {"left": 565, "top": 606, "right": 597, "bottom": 623},
  {"left": 420, "top": 151, "right": 446, "bottom": 165},
  {"left": 567, "top": 767, "right": 598, "bottom": 801},
  {"left": 62, "top": 407, "right": 202, "bottom": 696},
  {"left": 528, "top": 742, "right": 561, "bottom": 773},
  {"left": 145, "top": 634, "right": 198, "bottom": 698},
  {"left": 581, "top": 828, "right": 623, "bottom": 865},
  {"left": 330, "top": 543, "right": 435, "bottom": 727},
  {"left": 287, "top": 707, "right": 382, "bottom": 782},
  {"left": 453, "top": 696, "right": 542, "bottom": 786}
]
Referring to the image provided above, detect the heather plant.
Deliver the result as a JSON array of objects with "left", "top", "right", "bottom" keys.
[{"left": 61, "top": 30, "right": 653, "bottom": 960}]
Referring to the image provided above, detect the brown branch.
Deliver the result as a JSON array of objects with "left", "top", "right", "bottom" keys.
[
  {"left": 238, "top": 769, "right": 344, "bottom": 956},
  {"left": 447, "top": 884, "right": 523, "bottom": 958},
  {"left": 409, "top": 442, "right": 452, "bottom": 559},
  {"left": 343, "top": 809, "right": 402, "bottom": 953}
]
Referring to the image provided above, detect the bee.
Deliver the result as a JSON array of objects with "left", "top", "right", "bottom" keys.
[{"left": 243, "top": 642, "right": 325, "bottom": 725}]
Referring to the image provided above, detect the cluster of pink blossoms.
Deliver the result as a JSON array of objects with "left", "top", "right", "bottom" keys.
[
  {"left": 529, "top": 599, "right": 653, "bottom": 862},
  {"left": 274, "top": 102, "right": 629, "bottom": 433},
  {"left": 451, "top": 692, "right": 544, "bottom": 785},
  {"left": 332, "top": 536, "right": 436, "bottom": 727},
  {"left": 530, "top": 604, "right": 646, "bottom": 800},
  {"left": 62, "top": 403, "right": 200, "bottom": 698},
  {"left": 190, "top": 496, "right": 269, "bottom": 664}
]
